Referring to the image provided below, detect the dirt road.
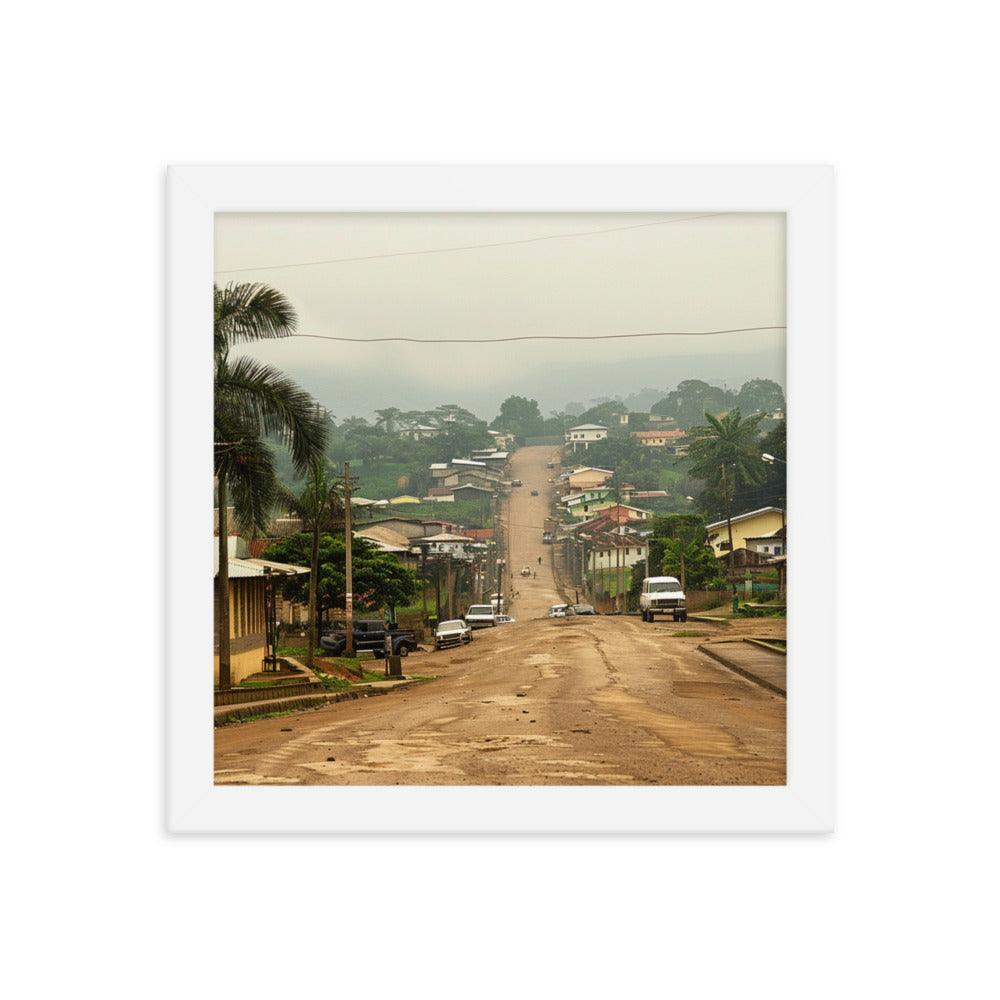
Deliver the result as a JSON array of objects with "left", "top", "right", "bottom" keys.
[{"left": 215, "top": 446, "right": 786, "bottom": 785}]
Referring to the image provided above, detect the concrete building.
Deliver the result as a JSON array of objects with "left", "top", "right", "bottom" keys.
[
  {"left": 213, "top": 536, "right": 308, "bottom": 687},
  {"left": 564, "top": 423, "right": 608, "bottom": 451},
  {"left": 567, "top": 466, "right": 614, "bottom": 490},
  {"left": 706, "top": 507, "right": 786, "bottom": 557},
  {"left": 630, "top": 429, "right": 687, "bottom": 448}
]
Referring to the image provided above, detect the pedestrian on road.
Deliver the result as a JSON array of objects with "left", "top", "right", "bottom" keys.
[{"left": 537, "top": 556, "right": 542, "bottom": 565}]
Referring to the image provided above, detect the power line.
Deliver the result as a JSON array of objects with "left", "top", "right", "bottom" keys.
[
  {"left": 291, "top": 325, "right": 785, "bottom": 346},
  {"left": 214, "top": 213, "right": 730, "bottom": 275}
]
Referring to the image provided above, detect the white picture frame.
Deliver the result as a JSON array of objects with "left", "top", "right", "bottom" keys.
[{"left": 167, "top": 164, "right": 834, "bottom": 833}]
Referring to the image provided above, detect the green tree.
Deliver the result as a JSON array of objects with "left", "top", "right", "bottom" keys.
[
  {"left": 374, "top": 407, "right": 403, "bottom": 434},
  {"left": 651, "top": 380, "right": 734, "bottom": 428},
  {"left": 687, "top": 409, "right": 765, "bottom": 580},
  {"left": 263, "top": 534, "right": 418, "bottom": 621},
  {"left": 274, "top": 463, "right": 343, "bottom": 668},
  {"left": 214, "top": 282, "right": 326, "bottom": 689},
  {"left": 735, "top": 378, "right": 785, "bottom": 417},
  {"left": 492, "top": 395, "right": 544, "bottom": 440}
]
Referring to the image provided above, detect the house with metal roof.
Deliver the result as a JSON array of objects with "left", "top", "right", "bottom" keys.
[
  {"left": 213, "top": 536, "right": 308, "bottom": 688},
  {"left": 705, "top": 507, "right": 786, "bottom": 557},
  {"left": 564, "top": 423, "right": 609, "bottom": 451}
]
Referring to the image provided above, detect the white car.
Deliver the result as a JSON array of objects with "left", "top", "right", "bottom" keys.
[
  {"left": 495, "top": 614, "right": 516, "bottom": 624},
  {"left": 435, "top": 619, "right": 472, "bottom": 649},
  {"left": 548, "top": 604, "right": 569, "bottom": 618},
  {"left": 463, "top": 604, "right": 498, "bottom": 628},
  {"left": 639, "top": 576, "right": 688, "bottom": 622}
]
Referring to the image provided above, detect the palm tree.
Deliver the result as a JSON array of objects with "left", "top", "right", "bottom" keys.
[
  {"left": 275, "top": 463, "right": 343, "bottom": 669},
  {"left": 687, "top": 409, "right": 765, "bottom": 582},
  {"left": 214, "top": 282, "right": 326, "bottom": 689},
  {"left": 374, "top": 407, "right": 402, "bottom": 435}
]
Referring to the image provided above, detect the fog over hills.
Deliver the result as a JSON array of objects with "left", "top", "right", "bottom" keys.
[{"left": 218, "top": 211, "right": 785, "bottom": 423}]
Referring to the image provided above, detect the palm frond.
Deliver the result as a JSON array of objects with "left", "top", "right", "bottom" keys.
[
  {"left": 215, "top": 356, "right": 327, "bottom": 474},
  {"left": 214, "top": 282, "right": 297, "bottom": 357}
]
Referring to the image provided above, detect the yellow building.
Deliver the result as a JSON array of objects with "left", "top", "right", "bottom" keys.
[
  {"left": 567, "top": 467, "right": 614, "bottom": 490},
  {"left": 213, "top": 537, "right": 308, "bottom": 687},
  {"left": 705, "top": 507, "right": 786, "bottom": 557}
]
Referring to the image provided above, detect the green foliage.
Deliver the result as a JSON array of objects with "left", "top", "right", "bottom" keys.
[
  {"left": 263, "top": 533, "right": 419, "bottom": 617},
  {"left": 650, "top": 380, "right": 733, "bottom": 428},
  {"left": 735, "top": 378, "right": 785, "bottom": 417},
  {"left": 214, "top": 282, "right": 327, "bottom": 536},
  {"left": 687, "top": 410, "right": 767, "bottom": 517},
  {"left": 491, "top": 395, "right": 544, "bottom": 440},
  {"left": 640, "top": 514, "right": 727, "bottom": 591}
]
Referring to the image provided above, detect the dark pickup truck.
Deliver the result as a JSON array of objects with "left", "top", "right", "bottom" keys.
[{"left": 320, "top": 619, "right": 419, "bottom": 657}]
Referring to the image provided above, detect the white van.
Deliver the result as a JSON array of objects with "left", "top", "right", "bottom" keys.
[{"left": 639, "top": 576, "right": 687, "bottom": 622}]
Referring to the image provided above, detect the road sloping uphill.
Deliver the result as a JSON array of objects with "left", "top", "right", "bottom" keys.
[{"left": 215, "top": 446, "right": 786, "bottom": 785}]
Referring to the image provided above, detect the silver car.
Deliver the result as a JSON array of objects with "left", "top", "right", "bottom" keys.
[{"left": 435, "top": 619, "right": 473, "bottom": 649}]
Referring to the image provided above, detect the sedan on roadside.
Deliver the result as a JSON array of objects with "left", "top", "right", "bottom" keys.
[
  {"left": 570, "top": 603, "right": 596, "bottom": 615},
  {"left": 434, "top": 619, "right": 473, "bottom": 649}
]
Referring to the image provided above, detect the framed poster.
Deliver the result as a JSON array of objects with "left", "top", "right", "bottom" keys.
[{"left": 167, "top": 164, "right": 833, "bottom": 832}]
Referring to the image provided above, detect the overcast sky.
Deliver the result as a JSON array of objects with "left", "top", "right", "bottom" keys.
[{"left": 214, "top": 212, "right": 785, "bottom": 421}]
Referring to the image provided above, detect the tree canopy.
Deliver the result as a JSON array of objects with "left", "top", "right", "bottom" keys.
[{"left": 263, "top": 533, "right": 418, "bottom": 618}]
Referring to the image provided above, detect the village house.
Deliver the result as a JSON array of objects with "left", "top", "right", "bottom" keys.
[
  {"left": 353, "top": 525, "right": 421, "bottom": 569},
  {"left": 647, "top": 414, "right": 679, "bottom": 427},
  {"left": 561, "top": 487, "right": 615, "bottom": 519},
  {"left": 399, "top": 424, "right": 440, "bottom": 440},
  {"left": 213, "top": 536, "right": 309, "bottom": 687},
  {"left": 415, "top": 531, "right": 478, "bottom": 561},
  {"left": 564, "top": 423, "right": 608, "bottom": 451},
  {"left": 588, "top": 503, "right": 652, "bottom": 525},
  {"left": 567, "top": 466, "right": 614, "bottom": 490},
  {"left": 586, "top": 535, "right": 649, "bottom": 573},
  {"left": 706, "top": 507, "right": 786, "bottom": 557},
  {"left": 745, "top": 525, "right": 787, "bottom": 558},
  {"left": 630, "top": 429, "right": 687, "bottom": 448},
  {"left": 422, "top": 486, "right": 456, "bottom": 502},
  {"left": 487, "top": 429, "right": 514, "bottom": 449},
  {"left": 363, "top": 516, "right": 458, "bottom": 542}
]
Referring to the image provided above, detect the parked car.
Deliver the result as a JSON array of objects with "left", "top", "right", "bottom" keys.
[
  {"left": 320, "top": 619, "right": 419, "bottom": 656},
  {"left": 511, "top": 479, "right": 523, "bottom": 487},
  {"left": 463, "top": 604, "right": 498, "bottom": 628},
  {"left": 638, "top": 576, "right": 688, "bottom": 622},
  {"left": 547, "top": 604, "right": 570, "bottom": 618},
  {"left": 520, "top": 565, "right": 532, "bottom": 577},
  {"left": 570, "top": 603, "right": 596, "bottom": 615},
  {"left": 530, "top": 489, "right": 539, "bottom": 496},
  {"left": 542, "top": 531, "right": 553, "bottom": 544},
  {"left": 495, "top": 614, "right": 516, "bottom": 624},
  {"left": 434, "top": 619, "right": 472, "bottom": 649},
  {"left": 546, "top": 462, "right": 556, "bottom": 469}
]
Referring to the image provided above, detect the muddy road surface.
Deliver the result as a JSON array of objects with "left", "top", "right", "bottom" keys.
[{"left": 215, "top": 446, "right": 786, "bottom": 786}]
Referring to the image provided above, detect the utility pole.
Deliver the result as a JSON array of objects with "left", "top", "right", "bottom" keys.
[
  {"left": 343, "top": 461, "right": 354, "bottom": 656},
  {"left": 722, "top": 462, "right": 736, "bottom": 585}
]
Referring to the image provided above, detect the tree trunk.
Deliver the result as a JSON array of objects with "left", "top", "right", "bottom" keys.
[
  {"left": 217, "top": 475, "right": 232, "bottom": 691},
  {"left": 723, "top": 464, "right": 735, "bottom": 583},
  {"left": 307, "top": 521, "right": 319, "bottom": 669}
]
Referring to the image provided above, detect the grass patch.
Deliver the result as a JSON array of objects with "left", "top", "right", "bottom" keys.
[{"left": 671, "top": 630, "right": 710, "bottom": 638}]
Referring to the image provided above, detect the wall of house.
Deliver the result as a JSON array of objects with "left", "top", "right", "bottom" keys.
[
  {"left": 707, "top": 511, "right": 785, "bottom": 556},
  {"left": 589, "top": 545, "right": 647, "bottom": 570},
  {"left": 214, "top": 576, "right": 267, "bottom": 686}
]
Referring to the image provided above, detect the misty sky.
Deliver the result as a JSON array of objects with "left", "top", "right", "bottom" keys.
[{"left": 214, "top": 212, "right": 785, "bottom": 421}]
